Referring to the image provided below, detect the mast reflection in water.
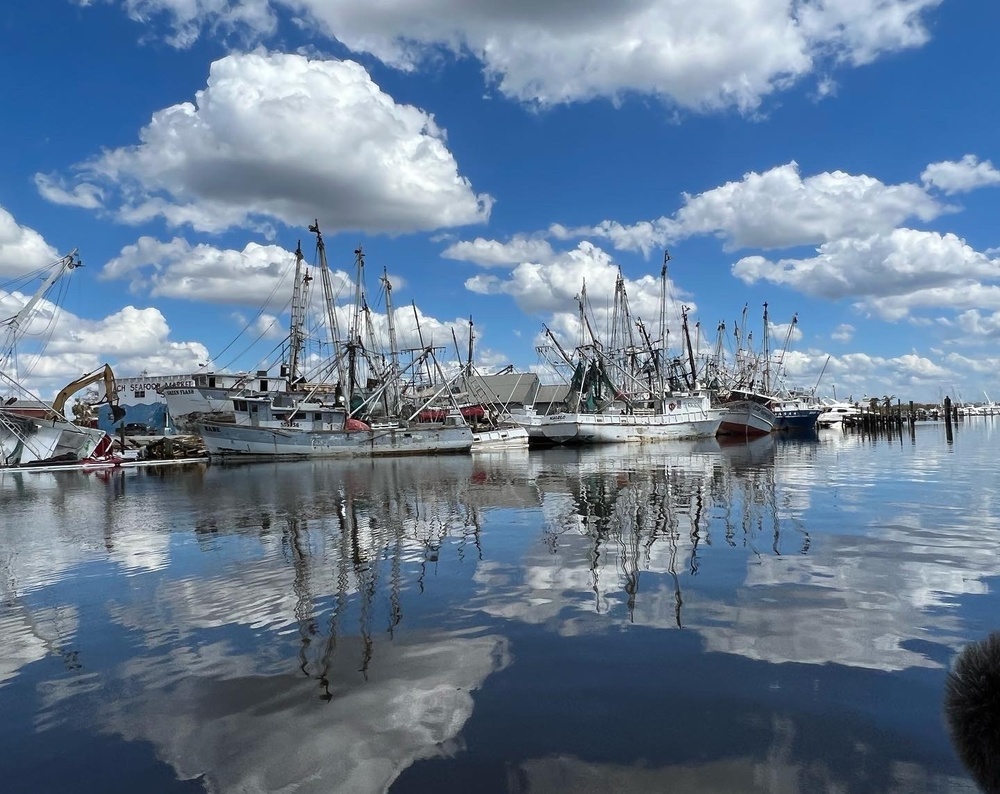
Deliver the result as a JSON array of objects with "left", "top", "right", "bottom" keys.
[{"left": 1, "top": 422, "right": 995, "bottom": 792}]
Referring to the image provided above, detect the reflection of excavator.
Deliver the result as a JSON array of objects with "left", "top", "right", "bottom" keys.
[{"left": 51, "top": 364, "right": 126, "bottom": 423}]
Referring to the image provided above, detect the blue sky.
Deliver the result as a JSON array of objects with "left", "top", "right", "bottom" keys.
[{"left": 2, "top": 0, "right": 999, "bottom": 404}]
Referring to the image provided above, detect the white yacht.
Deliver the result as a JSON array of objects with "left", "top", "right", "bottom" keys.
[{"left": 817, "top": 400, "right": 862, "bottom": 428}]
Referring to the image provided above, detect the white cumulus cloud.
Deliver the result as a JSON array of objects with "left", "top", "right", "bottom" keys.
[
  {"left": 671, "top": 162, "right": 943, "bottom": 250},
  {"left": 441, "top": 236, "right": 554, "bottom": 267},
  {"left": 464, "top": 241, "right": 692, "bottom": 353},
  {"left": 44, "top": 52, "right": 492, "bottom": 235},
  {"left": 33, "top": 174, "right": 104, "bottom": 210},
  {"left": 831, "top": 323, "right": 855, "bottom": 343},
  {"left": 921, "top": 154, "right": 1000, "bottom": 195},
  {"left": 101, "top": 236, "right": 345, "bottom": 307},
  {"left": 1, "top": 287, "right": 209, "bottom": 399},
  {"left": 550, "top": 162, "right": 946, "bottom": 254},
  {"left": 733, "top": 228, "right": 1000, "bottom": 319},
  {"left": 0, "top": 206, "right": 61, "bottom": 277},
  {"left": 83, "top": 0, "right": 943, "bottom": 112}
]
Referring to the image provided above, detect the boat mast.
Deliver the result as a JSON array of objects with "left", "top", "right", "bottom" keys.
[
  {"left": 774, "top": 312, "right": 797, "bottom": 392},
  {"left": 635, "top": 317, "right": 660, "bottom": 396},
  {"left": 682, "top": 306, "right": 697, "bottom": 390},
  {"left": 576, "top": 280, "right": 601, "bottom": 350},
  {"left": 287, "top": 240, "right": 312, "bottom": 385},
  {"left": 310, "top": 221, "right": 349, "bottom": 398},
  {"left": 1, "top": 249, "right": 82, "bottom": 381},
  {"left": 812, "top": 354, "right": 831, "bottom": 396},
  {"left": 762, "top": 301, "right": 771, "bottom": 394},
  {"left": 467, "top": 316, "right": 475, "bottom": 378},
  {"left": 658, "top": 251, "right": 670, "bottom": 394},
  {"left": 711, "top": 320, "right": 726, "bottom": 390},
  {"left": 412, "top": 301, "right": 432, "bottom": 387},
  {"left": 451, "top": 327, "right": 465, "bottom": 372},
  {"left": 380, "top": 267, "right": 400, "bottom": 415},
  {"left": 348, "top": 248, "right": 367, "bottom": 408},
  {"left": 542, "top": 323, "right": 574, "bottom": 368}
]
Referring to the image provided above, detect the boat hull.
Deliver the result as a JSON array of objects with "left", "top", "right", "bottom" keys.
[
  {"left": 199, "top": 421, "right": 473, "bottom": 459},
  {"left": 773, "top": 408, "right": 822, "bottom": 431},
  {"left": 471, "top": 425, "right": 529, "bottom": 451},
  {"left": 717, "top": 400, "right": 775, "bottom": 437},
  {"left": 1, "top": 411, "right": 111, "bottom": 468},
  {"left": 539, "top": 408, "right": 724, "bottom": 445}
]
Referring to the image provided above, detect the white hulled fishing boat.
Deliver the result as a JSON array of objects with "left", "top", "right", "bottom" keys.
[
  {"left": 538, "top": 395, "right": 723, "bottom": 444},
  {"left": 516, "top": 268, "right": 723, "bottom": 445},
  {"left": 200, "top": 394, "right": 472, "bottom": 459}
]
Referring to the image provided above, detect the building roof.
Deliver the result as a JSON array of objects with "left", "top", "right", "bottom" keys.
[
  {"left": 464, "top": 371, "right": 541, "bottom": 405},
  {"left": 534, "top": 383, "right": 571, "bottom": 404}
]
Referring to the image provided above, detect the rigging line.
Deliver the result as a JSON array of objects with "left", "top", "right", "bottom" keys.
[
  {"left": 222, "top": 322, "right": 290, "bottom": 375},
  {"left": 19, "top": 275, "right": 69, "bottom": 383},
  {"left": 217, "top": 296, "right": 294, "bottom": 372},
  {"left": 0, "top": 262, "right": 61, "bottom": 295},
  {"left": 206, "top": 251, "right": 299, "bottom": 367}
]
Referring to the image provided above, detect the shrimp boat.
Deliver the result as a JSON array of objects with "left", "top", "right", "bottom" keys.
[
  {"left": 517, "top": 269, "right": 723, "bottom": 445},
  {"left": 716, "top": 399, "right": 776, "bottom": 437},
  {"left": 200, "top": 394, "right": 472, "bottom": 459},
  {"left": 198, "top": 223, "right": 475, "bottom": 460},
  {"left": 705, "top": 303, "right": 821, "bottom": 434}
]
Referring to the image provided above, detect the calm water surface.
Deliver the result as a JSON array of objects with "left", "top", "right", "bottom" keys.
[{"left": 2, "top": 421, "right": 999, "bottom": 793}]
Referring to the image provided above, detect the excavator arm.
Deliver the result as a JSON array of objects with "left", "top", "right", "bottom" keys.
[{"left": 51, "top": 364, "right": 126, "bottom": 422}]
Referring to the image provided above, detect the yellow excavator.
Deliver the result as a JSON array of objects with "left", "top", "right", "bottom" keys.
[{"left": 51, "top": 364, "right": 127, "bottom": 423}]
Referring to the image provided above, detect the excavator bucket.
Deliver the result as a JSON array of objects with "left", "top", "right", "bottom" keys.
[{"left": 110, "top": 405, "right": 126, "bottom": 423}]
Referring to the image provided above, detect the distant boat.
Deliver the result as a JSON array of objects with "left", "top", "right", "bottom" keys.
[
  {"left": 704, "top": 303, "right": 820, "bottom": 433},
  {"left": 817, "top": 400, "right": 861, "bottom": 428}
]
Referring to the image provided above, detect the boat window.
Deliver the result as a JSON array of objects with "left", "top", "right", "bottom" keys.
[
  {"left": 234, "top": 400, "right": 247, "bottom": 411},
  {"left": 259, "top": 380, "right": 268, "bottom": 392},
  {"left": 208, "top": 376, "right": 216, "bottom": 388}
]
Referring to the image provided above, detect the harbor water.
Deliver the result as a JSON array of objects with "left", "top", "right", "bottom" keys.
[{"left": 2, "top": 421, "right": 998, "bottom": 792}]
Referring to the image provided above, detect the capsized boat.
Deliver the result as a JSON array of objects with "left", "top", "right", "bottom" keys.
[
  {"left": 1, "top": 251, "right": 127, "bottom": 470},
  {"left": 0, "top": 410, "right": 121, "bottom": 469}
]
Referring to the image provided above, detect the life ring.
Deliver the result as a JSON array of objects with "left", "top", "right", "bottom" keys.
[{"left": 668, "top": 402, "right": 676, "bottom": 411}]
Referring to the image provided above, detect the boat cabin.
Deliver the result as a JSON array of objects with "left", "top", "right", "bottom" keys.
[{"left": 233, "top": 395, "right": 348, "bottom": 431}]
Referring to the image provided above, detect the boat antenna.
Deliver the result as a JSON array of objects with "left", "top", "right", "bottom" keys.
[
  {"left": 812, "top": 354, "right": 831, "bottom": 395},
  {"left": 467, "top": 315, "right": 475, "bottom": 377}
]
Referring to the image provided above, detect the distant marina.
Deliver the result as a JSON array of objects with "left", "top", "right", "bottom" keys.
[{"left": 3, "top": 240, "right": 991, "bottom": 474}]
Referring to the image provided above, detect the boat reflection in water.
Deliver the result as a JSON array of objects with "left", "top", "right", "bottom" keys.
[{"left": 0, "top": 430, "right": 983, "bottom": 792}]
